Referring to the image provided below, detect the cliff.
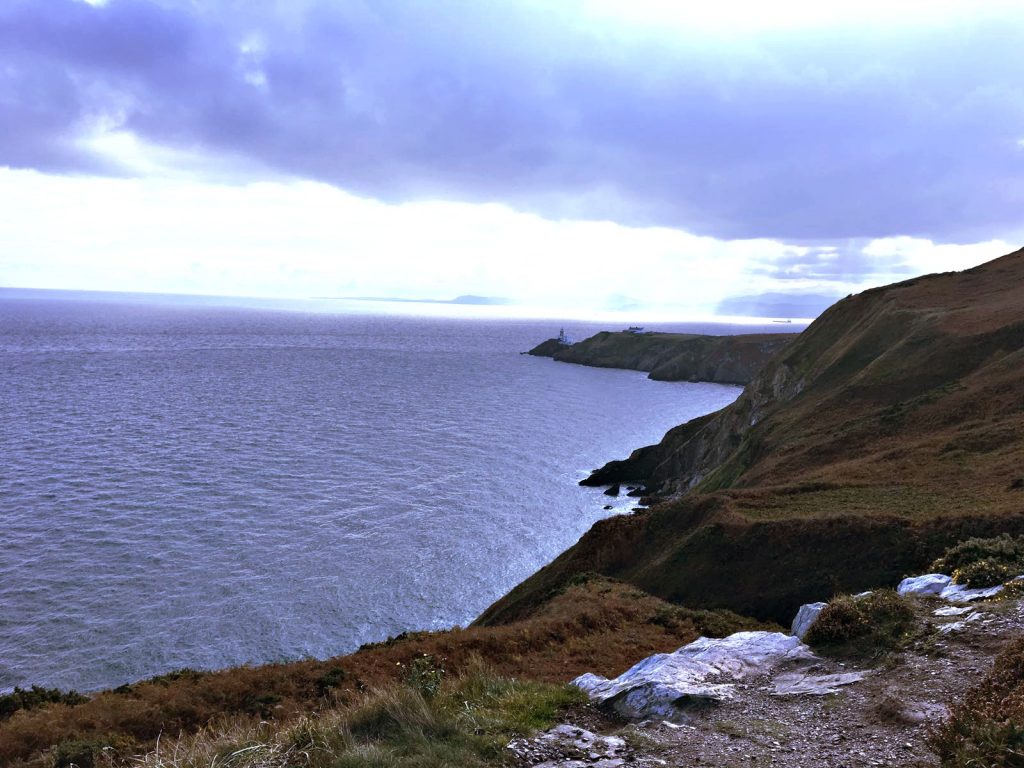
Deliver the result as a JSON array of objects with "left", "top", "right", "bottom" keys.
[
  {"left": 479, "top": 247, "right": 1024, "bottom": 626},
  {"left": 528, "top": 331, "right": 794, "bottom": 385}
]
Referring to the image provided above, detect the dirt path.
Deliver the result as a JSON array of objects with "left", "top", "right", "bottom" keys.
[{"left": 510, "top": 596, "right": 1024, "bottom": 768}]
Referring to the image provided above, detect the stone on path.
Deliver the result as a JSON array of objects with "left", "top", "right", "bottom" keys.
[
  {"left": 507, "top": 724, "right": 629, "bottom": 768},
  {"left": 938, "top": 583, "right": 1004, "bottom": 602},
  {"left": 772, "top": 670, "right": 868, "bottom": 696}
]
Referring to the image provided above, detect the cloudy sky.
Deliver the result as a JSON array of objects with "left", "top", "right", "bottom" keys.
[{"left": 1, "top": 0, "right": 1022, "bottom": 316}]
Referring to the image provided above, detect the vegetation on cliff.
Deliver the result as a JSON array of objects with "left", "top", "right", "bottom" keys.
[
  {"left": 481, "top": 248, "right": 1024, "bottom": 627},
  {"left": 0, "top": 579, "right": 770, "bottom": 766}
]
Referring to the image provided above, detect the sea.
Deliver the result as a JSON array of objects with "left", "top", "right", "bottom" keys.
[{"left": 0, "top": 289, "right": 799, "bottom": 693}]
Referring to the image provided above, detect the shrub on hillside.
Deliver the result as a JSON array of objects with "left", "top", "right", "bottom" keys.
[
  {"left": 952, "top": 558, "right": 1016, "bottom": 588},
  {"left": 931, "top": 534, "right": 1024, "bottom": 576},
  {"left": 50, "top": 735, "right": 139, "bottom": 768},
  {"left": 931, "top": 637, "right": 1024, "bottom": 766},
  {"left": 0, "top": 685, "right": 87, "bottom": 721},
  {"left": 804, "top": 590, "right": 916, "bottom": 657}
]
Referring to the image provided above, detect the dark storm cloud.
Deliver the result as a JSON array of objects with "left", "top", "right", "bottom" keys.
[{"left": 1, "top": 0, "right": 1023, "bottom": 245}]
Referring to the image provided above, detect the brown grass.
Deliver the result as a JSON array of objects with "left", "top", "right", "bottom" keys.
[
  {"left": 931, "top": 637, "right": 1024, "bottom": 766},
  {"left": 0, "top": 579, "right": 769, "bottom": 767}
]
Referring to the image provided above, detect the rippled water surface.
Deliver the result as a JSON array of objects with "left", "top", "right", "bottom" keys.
[{"left": 0, "top": 291, "right": 774, "bottom": 691}]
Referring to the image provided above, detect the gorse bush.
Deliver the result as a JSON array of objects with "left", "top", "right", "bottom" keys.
[
  {"left": 931, "top": 534, "right": 1024, "bottom": 577},
  {"left": 0, "top": 686, "right": 87, "bottom": 721},
  {"left": 931, "top": 637, "right": 1024, "bottom": 767},
  {"left": 952, "top": 558, "right": 1016, "bottom": 588},
  {"left": 50, "top": 735, "right": 138, "bottom": 768},
  {"left": 804, "top": 590, "right": 916, "bottom": 657}
]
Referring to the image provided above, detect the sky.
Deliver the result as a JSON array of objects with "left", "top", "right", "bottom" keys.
[{"left": 1, "top": 0, "right": 1022, "bottom": 317}]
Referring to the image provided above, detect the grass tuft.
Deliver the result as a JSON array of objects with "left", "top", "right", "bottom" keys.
[{"left": 128, "top": 660, "right": 584, "bottom": 768}]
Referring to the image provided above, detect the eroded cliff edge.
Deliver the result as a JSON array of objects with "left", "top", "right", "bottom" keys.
[
  {"left": 480, "top": 247, "right": 1024, "bottom": 627},
  {"left": 528, "top": 331, "right": 794, "bottom": 385}
]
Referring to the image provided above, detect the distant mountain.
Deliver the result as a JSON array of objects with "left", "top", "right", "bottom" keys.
[
  {"left": 716, "top": 292, "right": 844, "bottom": 319},
  {"left": 449, "top": 295, "right": 513, "bottom": 305},
  {"left": 338, "top": 294, "right": 512, "bottom": 305}
]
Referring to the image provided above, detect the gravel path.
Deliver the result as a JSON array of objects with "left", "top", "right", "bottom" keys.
[{"left": 510, "top": 597, "right": 1024, "bottom": 768}]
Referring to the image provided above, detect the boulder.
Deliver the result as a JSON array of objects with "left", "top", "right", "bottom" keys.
[
  {"left": 572, "top": 631, "right": 814, "bottom": 720},
  {"left": 603, "top": 483, "right": 621, "bottom": 497},
  {"left": 791, "top": 602, "right": 827, "bottom": 640},
  {"left": 897, "top": 573, "right": 952, "bottom": 597}
]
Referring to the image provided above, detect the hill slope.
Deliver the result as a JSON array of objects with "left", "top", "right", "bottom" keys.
[{"left": 480, "top": 248, "right": 1024, "bottom": 626}]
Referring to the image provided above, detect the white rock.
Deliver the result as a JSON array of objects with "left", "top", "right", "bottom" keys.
[
  {"left": 897, "top": 573, "right": 952, "bottom": 596},
  {"left": 772, "top": 671, "right": 868, "bottom": 696},
  {"left": 572, "top": 631, "right": 814, "bottom": 720},
  {"left": 937, "top": 612, "right": 985, "bottom": 634},
  {"left": 933, "top": 605, "right": 973, "bottom": 617},
  {"left": 939, "top": 583, "right": 1004, "bottom": 602},
  {"left": 507, "top": 724, "right": 628, "bottom": 768},
  {"left": 791, "top": 602, "right": 827, "bottom": 639}
]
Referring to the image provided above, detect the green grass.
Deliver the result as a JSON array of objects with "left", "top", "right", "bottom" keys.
[{"left": 125, "top": 661, "right": 585, "bottom": 768}]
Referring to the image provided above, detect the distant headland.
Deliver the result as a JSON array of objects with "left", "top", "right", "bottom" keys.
[{"left": 527, "top": 328, "right": 795, "bottom": 385}]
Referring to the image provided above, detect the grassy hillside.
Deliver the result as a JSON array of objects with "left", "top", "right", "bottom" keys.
[{"left": 480, "top": 248, "right": 1024, "bottom": 626}]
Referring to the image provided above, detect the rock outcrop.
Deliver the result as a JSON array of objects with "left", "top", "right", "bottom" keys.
[
  {"left": 571, "top": 631, "right": 864, "bottom": 721},
  {"left": 897, "top": 573, "right": 1008, "bottom": 602}
]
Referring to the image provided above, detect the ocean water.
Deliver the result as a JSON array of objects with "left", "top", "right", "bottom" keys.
[{"left": 0, "top": 291, "right": 785, "bottom": 692}]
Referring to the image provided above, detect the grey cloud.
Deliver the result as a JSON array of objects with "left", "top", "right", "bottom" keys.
[
  {"left": 1, "top": 0, "right": 1023, "bottom": 248},
  {"left": 750, "top": 245, "right": 919, "bottom": 283}
]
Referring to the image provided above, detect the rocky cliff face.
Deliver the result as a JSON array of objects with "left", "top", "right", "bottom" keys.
[
  {"left": 480, "top": 248, "right": 1024, "bottom": 626},
  {"left": 529, "top": 331, "right": 793, "bottom": 385}
]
